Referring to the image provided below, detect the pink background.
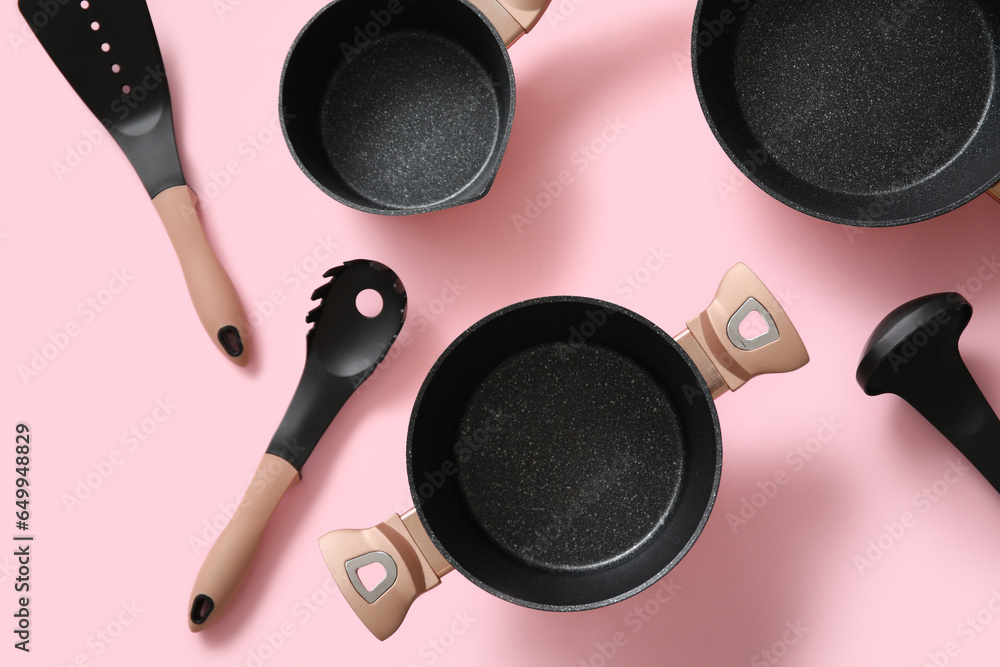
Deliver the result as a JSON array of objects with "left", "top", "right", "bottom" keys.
[{"left": 5, "top": 0, "right": 1000, "bottom": 665}]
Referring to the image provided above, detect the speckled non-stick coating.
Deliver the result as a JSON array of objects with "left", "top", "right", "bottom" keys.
[
  {"left": 456, "top": 342, "right": 684, "bottom": 572},
  {"left": 407, "top": 297, "right": 723, "bottom": 611},
  {"left": 279, "top": 0, "right": 514, "bottom": 216},
  {"left": 693, "top": 0, "right": 1000, "bottom": 226},
  {"left": 320, "top": 32, "right": 501, "bottom": 209},
  {"left": 734, "top": 0, "right": 992, "bottom": 195}
]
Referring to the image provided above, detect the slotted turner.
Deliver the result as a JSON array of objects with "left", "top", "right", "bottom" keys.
[{"left": 19, "top": 0, "right": 250, "bottom": 364}]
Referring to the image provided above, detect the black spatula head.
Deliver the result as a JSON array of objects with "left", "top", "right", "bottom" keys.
[
  {"left": 267, "top": 260, "right": 407, "bottom": 471},
  {"left": 305, "top": 260, "right": 407, "bottom": 374},
  {"left": 20, "top": 0, "right": 184, "bottom": 197}
]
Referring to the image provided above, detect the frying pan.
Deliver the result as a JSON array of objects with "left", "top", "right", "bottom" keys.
[
  {"left": 693, "top": 0, "right": 1000, "bottom": 227},
  {"left": 319, "top": 263, "right": 809, "bottom": 639},
  {"left": 280, "top": 0, "right": 550, "bottom": 215}
]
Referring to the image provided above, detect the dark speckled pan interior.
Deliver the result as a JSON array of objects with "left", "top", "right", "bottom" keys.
[
  {"left": 694, "top": 0, "right": 1000, "bottom": 226},
  {"left": 406, "top": 298, "right": 723, "bottom": 611},
  {"left": 280, "top": 0, "right": 514, "bottom": 215}
]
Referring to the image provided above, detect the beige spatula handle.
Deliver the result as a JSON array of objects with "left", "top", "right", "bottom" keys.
[
  {"left": 152, "top": 185, "right": 249, "bottom": 365},
  {"left": 187, "top": 454, "right": 300, "bottom": 632}
]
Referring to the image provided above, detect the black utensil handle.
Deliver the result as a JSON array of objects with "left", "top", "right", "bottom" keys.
[
  {"left": 898, "top": 358, "right": 1000, "bottom": 494},
  {"left": 858, "top": 293, "right": 1000, "bottom": 494}
]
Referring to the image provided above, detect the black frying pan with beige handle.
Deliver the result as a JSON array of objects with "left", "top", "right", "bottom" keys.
[
  {"left": 694, "top": 0, "right": 1000, "bottom": 227},
  {"left": 318, "top": 263, "right": 809, "bottom": 640},
  {"left": 280, "top": 0, "right": 550, "bottom": 216}
]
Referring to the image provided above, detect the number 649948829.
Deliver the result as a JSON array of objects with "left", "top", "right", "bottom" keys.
[{"left": 15, "top": 424, "right": 29, "bottom": 525}]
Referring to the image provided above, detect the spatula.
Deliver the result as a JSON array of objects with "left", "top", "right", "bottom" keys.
[{"left": 19, "top": 0, "right": 250, "bottom": 364}]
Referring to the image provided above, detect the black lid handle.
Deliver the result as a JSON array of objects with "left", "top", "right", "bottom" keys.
[{"left": 858, "top": 293, "right": 1000, "bottom": 493}]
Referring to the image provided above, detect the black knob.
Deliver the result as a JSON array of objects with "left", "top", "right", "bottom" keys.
[{"left": 858, "top": 293, "right": 1000, "bottom": 494}]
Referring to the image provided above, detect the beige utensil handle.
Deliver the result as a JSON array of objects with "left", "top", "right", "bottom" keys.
[
  {"left": 675, "top": 262, "right": 809, "bottom": 398},
  {"left": 151, "top": 185, "right": 249, "bottom": 366},
  {"left": 319, "top": 508, "right": 453, "bottom": 641},
  {"left": 187, "top": 454, "right": 300, "bottom": 632},
  {"left": 470, "top": 0, "right": 551, "bottom": 46}
]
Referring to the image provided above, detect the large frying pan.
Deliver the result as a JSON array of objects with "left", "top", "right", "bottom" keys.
[
  {"left": 319, "top": 264, "right": 809, "bottom": 640},
  {"left": 694, "top": 0, "right": 1000, "bottom": 227}
]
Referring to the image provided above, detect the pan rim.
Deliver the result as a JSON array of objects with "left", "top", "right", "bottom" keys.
[
  {"left": 691, "top": 0, "right": 1000, "bottom": 227},
  {"left": 278, "top": 0, "right": 516, "bottom": 217},
  {"left": 405, "top": 295, "right": 724, "bottom": 611}
]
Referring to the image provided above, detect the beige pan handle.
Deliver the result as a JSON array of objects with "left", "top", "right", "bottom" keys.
[
  {"left": 152, "top": 185, "right": 249, "bottom": 366},
  {"left": 674, "top": 262, "right": 809, "bottom": 398},
  {"left": 470, "top": 0, "right": 551, "bottom": 46},
  {"left": 989, "top": 183, "right": 1000, "bottom": 202},
  {"left": 319, "top": 509, "right": 453, "bottom": 641},
  {"left": 187, "top": 454, "right": 300, "bottom": 631}
]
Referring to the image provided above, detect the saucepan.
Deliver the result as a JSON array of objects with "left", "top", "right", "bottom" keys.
[
  {"left": 280, "top": 0, "right": 551, "bottom": 215},
  {"left": 319, "top": 263, "right": 809, "bottom": 639},
  {"left": 693, "top": 0, "right": 1000, "bottom": 226}
]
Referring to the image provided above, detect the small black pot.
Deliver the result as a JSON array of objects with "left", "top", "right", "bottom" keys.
[{"left": 280, "top": 0, "right": 548, "bottom": 216}]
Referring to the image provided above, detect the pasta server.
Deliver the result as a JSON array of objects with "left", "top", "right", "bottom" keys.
[{"left": 187, "top": 260, "right": 406, "bottom": 631}]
